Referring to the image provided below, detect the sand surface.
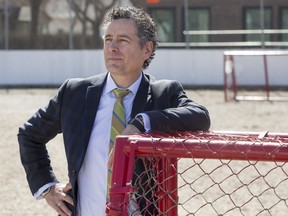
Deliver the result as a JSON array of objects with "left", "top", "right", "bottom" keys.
[{"left": 0, "top": 88, "right": 287, "bottom": 215}]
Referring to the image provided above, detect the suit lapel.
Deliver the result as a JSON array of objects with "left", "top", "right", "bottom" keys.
[
  {"left": 131, "top": 74, "right": 152, "bottom": 118},
  {"left": 82, "top": 73, "right": 151, "bottom": 147},
  {"left": 82, "top": 74, "right": 107, "bottom": 150}
]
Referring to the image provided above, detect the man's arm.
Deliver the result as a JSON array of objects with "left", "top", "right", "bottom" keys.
[
  {"left": 146, "top": 80, "right": 210, "bottom": 132},
  {"left": 18, "top": 81, "right": 75, "bottom": 216},
  {"left": 17, "top": 80, "right": 69, "bottom": 195}
]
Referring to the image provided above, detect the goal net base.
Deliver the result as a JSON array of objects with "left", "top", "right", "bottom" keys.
[{"left": 235, "top": 95, "right": 288, "bottom": 101}]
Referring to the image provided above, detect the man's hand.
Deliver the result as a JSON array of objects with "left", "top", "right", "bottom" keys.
[
  {"left": 107, "top": 124, "right": 140, "bottom": 169},
  {"left": 44, "top": 183, "right": 74, "bottom": 216},
  {"left": 121, "top": 123, "right": 141, "bottom": 136}
]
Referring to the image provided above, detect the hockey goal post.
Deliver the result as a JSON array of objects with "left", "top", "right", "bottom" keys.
[
  {"left": 106, "top": 131, "right": 288, "bottom": 216},
  {"left": 223, "top": 50, "right": 288, "bottom": 102}
]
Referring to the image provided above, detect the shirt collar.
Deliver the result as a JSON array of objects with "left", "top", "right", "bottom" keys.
[{"left": 103, "top": 72, "right": 142, "bottom": 95}]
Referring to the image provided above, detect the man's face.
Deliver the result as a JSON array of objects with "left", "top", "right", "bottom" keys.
[{"left": 103, "top": 19, "right": 152, "bottom": 79}]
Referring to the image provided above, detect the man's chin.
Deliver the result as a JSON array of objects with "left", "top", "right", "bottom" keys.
[
  {"left": 108, "top": 69, "right": 124, "bottom": 76},
  {"left": 107, "top": 65, "right": 123, "bottom": 74}
]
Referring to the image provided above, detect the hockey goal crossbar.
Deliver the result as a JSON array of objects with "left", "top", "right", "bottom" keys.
[{"left": 106, "top": 131, "right": 288, "bottom": 216}]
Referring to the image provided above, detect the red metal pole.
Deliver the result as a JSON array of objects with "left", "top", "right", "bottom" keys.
[
  {"left": 129, "top": 135, "right": 288, "bottom": 162},
  {"left": 230, "top": 55, "right": 238, "bottom": 101},
  {"left": 224, "top": 54, "right": 228, "bottom": 102},
  {"left": 106, "top": 136, "right": 132, "bottom": 216},
  {"left": 157, "top": 158, "right": 166, "bottom": 214},
  {"left": 157, "top": 157, "right": 178, "bottom": 215},
  {"left": 263, "top": 54, "right": 270, "bottom": 100},
  {"left": 165, "top": 158, "right": 178, "bottom": 215}
]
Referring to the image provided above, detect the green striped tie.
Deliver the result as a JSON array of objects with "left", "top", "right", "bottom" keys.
[{"left": 107, "top": 88, "right": 130, "bottom": 196}]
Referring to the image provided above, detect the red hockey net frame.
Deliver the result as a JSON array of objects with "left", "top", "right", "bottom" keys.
[
  {"left": 223, "top": 50, "right": 288, "bottom": 102},
  {"left": 106, "top": 130, "right": 288, "bottom": 216}
]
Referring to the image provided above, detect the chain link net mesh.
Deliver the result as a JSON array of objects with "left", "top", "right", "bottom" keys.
[{"left": 107, "top": 131, "right": 288, "bottom": 216}]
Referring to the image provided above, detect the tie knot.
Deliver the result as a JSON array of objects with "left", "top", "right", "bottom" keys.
[{"left": 112, "top": 89, "right": 130, "bottom": 99}]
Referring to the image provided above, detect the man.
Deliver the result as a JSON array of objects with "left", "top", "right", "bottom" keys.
[{"left": 18, "top": 6, "right": 210, "bottom": 216}]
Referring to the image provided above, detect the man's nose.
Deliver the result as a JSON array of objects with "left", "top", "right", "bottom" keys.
[{"left": 108, "top": 40, "right": 119, "bottom": 52}]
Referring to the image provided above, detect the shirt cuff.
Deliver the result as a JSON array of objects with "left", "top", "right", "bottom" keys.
[
  {"left": 137, "top": 113, "right": 151, "bottom": 132},
  {"left": 34, "top": 182, "right": 58, "bottom": 200}
]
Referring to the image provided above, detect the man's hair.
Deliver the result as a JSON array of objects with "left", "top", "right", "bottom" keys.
[{"left": 103, "top": 6, "right": 158, "bottom": 69}]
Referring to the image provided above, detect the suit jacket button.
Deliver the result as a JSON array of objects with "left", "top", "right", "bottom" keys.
[{"left": 72, "top": 170, "right": 76, "bottom": 176}]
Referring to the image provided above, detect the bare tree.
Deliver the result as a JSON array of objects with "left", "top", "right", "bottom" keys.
[
  {"left": 70, "top": 0, "right": 117, "bottom": 48},
  {"left": 30, "top": 0, "right": 43, "bottom": 48}
]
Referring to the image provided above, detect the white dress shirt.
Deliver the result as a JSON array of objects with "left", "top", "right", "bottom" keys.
[{"left": 77, "top": 73, "right": 142, "bottom": 215}]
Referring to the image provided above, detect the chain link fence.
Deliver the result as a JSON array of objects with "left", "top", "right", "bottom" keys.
[{"left": 107, "top": 131, "right": 288, "bottom": 216}]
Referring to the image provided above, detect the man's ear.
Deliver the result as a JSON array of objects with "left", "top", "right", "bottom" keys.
[{"left": 144, "top": 41, "right": 153, "bottom": 57}]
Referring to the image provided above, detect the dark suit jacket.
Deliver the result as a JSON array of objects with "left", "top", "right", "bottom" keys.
[{"left": 18, "top": 73, "right": 210, "bottom": 215}]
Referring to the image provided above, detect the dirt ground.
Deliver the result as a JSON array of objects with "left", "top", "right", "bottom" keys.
[{"left": 0, "top": 88, "right": 287, "bottom": 216}]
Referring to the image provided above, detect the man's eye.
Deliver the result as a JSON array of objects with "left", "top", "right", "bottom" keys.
[{"left": 120, "top": 39, "right": 129, "bottom": 43}]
